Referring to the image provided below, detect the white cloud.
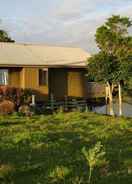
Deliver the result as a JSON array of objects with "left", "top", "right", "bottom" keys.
[
  {"left": 1, "top": 0, "right": 132, "bottom": 53},
  {"left": 52, "top": 0, "right": 132, "bottom": 52}
]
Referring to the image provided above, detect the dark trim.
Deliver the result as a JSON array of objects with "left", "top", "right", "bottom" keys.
[{"left": 0, "top": 64, "right": 87, "bottom": 69}]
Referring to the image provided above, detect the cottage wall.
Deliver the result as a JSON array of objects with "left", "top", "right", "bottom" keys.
[
  {"left": 49, "top": 68, "right": 88, "bottom": 100},
  {"left": 20, "top": 67, "right": 49, "bottom": 101},
  {"left": 9, "top": 68, "right": 21, "bottom": 87},
  {"left": 68, "top": 69, "right": 87, "bottom": 98},
  {"left": 0, "top": 67, "right": 105, "bottom": 102}
]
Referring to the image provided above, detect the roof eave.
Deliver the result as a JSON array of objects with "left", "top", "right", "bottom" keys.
[{"left": 0, "top": 64, "right": 87, "bottom": 69}]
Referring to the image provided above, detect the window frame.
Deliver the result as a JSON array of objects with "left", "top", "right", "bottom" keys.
[
  {"left": 38, "top": 68, "right": 48, "bottom": 86},
  {"left": 0, "top": 69, "right": 9, "bottom": 85}
]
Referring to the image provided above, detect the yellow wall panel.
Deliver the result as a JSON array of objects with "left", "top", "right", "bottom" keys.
[
  {"left": 68, "top": 70, "right": 86, "bottom": 98},
  {"left": 21, "top": 67, "right": 49, "bottom": 101},
  {"left": 9, "top": 69, "right": 21, "bottom": 87}
]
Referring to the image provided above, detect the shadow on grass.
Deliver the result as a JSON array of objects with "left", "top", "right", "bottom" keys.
[{"left": 0, "top": 113, "right": 132, "bottom": 184}]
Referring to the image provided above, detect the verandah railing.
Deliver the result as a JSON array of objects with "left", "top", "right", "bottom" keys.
[{"left": 36, "top": 98, "right": 90, "bottom": 112}]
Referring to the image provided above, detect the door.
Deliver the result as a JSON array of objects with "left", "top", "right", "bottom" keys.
[
  {"left": 49, "top": 69, "right": 68, "bottom": 100},
  {"left": 68, "top": 70, "right": 86, "bottom": 98}
]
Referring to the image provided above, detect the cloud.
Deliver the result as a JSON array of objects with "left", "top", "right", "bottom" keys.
[
  {"left": 53, "top": 0, "right": 132, "bottom": 52},
  {"left": 1, "top": 0, "right": 132, "bottom": 53}
]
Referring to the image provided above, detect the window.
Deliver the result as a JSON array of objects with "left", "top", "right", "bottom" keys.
[
  {"left": 0, "top": 69, "right": 8, "bottom": 85},
  {"left": 39, "top": 68, "right": 48, "bottom": 86}
]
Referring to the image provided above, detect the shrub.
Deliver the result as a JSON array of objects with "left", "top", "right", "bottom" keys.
[
  {"left": 82, "top": 142, "right": 106, "bottom": 183},
  {"left": 0, "top": 164, "right": 15, "bottom": 179},
  {"left": 20, "top": 88, "right": 32, "bottom": 105},
  {"left": 0, "top": 100, "right": 15, "bottom": 115},
  {"left": 0, "top": 86, "right": 32, "bottom": 107},
  {"left": 49, "top": 166, "right": 70, "bottom": 183},
  {"left": 18, "top": 105, "right": 32, "bottom": 116},
  {"left": 0, "top": 86, "right": 32, "bottom": 114}
]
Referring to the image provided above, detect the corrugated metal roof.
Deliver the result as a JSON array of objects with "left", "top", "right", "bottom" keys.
[{"left": 0, "top": 43, "right": 90, "bottom": 67}]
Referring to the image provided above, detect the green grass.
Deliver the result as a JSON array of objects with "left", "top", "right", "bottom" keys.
[{"left": 0, "top": 112, "right": 132, "bottom": 184}]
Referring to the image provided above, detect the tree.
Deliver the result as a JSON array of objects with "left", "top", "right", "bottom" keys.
[
  {"left": 88, "top": 15, "right": 132, "bottom": 116},
  {"left": 88, "top": 52, "right": 118, "bottom": 115},
  {"left": 0, "top": 29, "right": 14, "bottom": 42}
]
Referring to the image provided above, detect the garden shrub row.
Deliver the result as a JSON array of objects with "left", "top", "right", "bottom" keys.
[{"left": 0, "top": 86, "right": 32, "bottom": 115}]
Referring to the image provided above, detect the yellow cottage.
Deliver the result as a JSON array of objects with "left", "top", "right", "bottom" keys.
[{"left": 0, "top": 42, "right": 91, "bottom": 102}]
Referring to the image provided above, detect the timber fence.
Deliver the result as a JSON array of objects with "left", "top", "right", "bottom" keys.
[{"left": 35, "top": 98, "right": 91, "bottom": 113}]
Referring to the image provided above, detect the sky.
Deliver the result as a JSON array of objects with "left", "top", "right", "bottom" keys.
[{"left": 0, "top": 0, "right": 132, "bottom": 53}]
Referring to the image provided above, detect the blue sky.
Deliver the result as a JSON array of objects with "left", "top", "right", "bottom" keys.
[{"left": 0, "top": 0, "right": 132, "bottom": 53}]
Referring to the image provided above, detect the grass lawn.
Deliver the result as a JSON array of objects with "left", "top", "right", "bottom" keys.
[{"left": 0, "top": 112, "right": 132, "bottom": 184}]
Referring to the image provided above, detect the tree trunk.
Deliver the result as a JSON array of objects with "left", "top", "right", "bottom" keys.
[
  {"left": 111, "top": 83, "right": 114, "bottom": 94},
  {"left": 118, "top": 82, "right": 123, "bottom": 116},
  {"left": 105, "top": 84, "right": 109, "bottom": 114},
  {"left": 107, "top": 82, "right": 114, "bottom": 116}
]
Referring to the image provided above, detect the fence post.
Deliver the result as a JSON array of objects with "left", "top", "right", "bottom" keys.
[
  {"left": 50, "top": 93, "right": 54, "bottom": 112},
  {"left": 31, "top": 95, "right": 36, "bottom": 106},
  {"left": 85, "top": 104, "right": 89, "bottom": 112},
  {"left": 64, "top": 96, "right": 68, "bottom": 111},
  {"left": 72, "top": 99, "right": 78, "bottom": 111}
]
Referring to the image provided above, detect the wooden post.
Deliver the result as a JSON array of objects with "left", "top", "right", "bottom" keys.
[
  {"left": 85, "top": 104, "right": 89, "bottom": 112},
  {"left": 107, "top": 82, "right": 114, "bottom": 116},
  {"left": 31, "top": 95, "right": 36, "bottom": 106},
  {"left": 118, "top": 82, "right": 122, "bottom": 116},
  {"left": 105, "top": 84, "right": 109, "bottom": 115},
  {"left": 50, "top": 93, "right": 54, "bottom": 111},
  {"left": 64, "top": 96, "right": 68, "bottom": 111}
]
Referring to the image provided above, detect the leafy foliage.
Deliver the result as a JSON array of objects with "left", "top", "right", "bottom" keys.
[
  {"left": 88, "top": 15, "right": 132, "bottom": 83},
  {"left": 88, "top": 15, "right": 132, "bottom": 116},
  {"left": 82, "top": 142, "right": 106, "bottom": 183},
  {"left": 88, "top": 52, "right": 119, "bottom": 83},
  {"left": 96, "top": 15, "right": 132, "bottom": 54},
  {"left": 0, "top": 86, "right": 32, "bottom": 108},
  {"left": 0, "top": 29, "right": 14, "bottom": 42}
]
